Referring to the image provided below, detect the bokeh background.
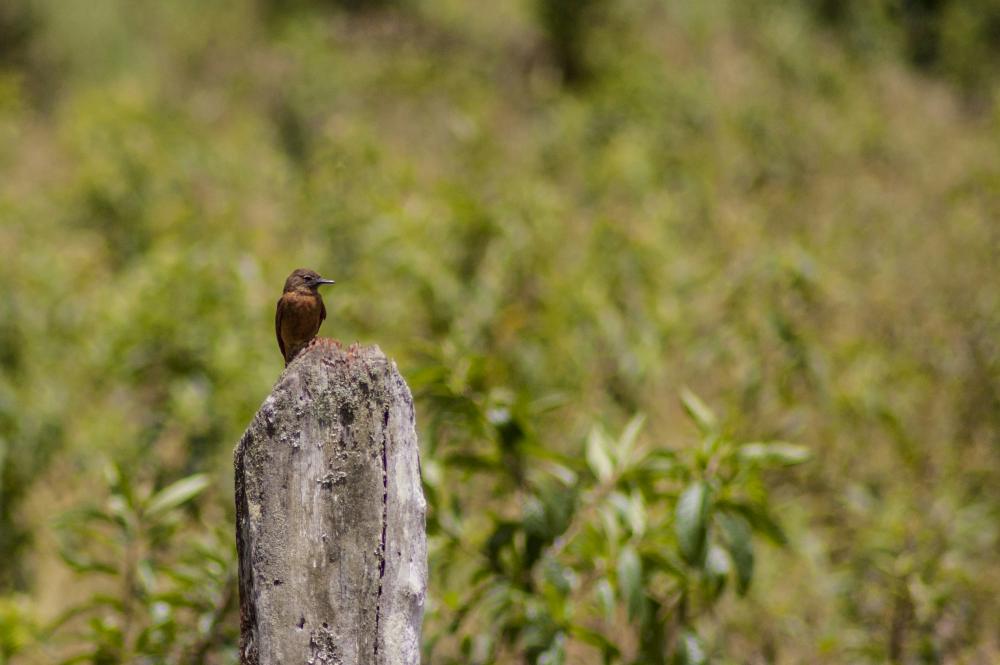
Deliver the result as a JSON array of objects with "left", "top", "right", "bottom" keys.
[{"left": 1, "top": 0, "right": 999, "bottom": 663}]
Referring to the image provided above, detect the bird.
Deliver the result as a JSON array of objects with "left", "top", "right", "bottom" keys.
[{"left": 275, "top": 268, "right": 336, "bottom": 366}]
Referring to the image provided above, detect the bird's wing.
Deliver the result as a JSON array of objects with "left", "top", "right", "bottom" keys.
[{"left": 275, "top": 297, "right": 286, "bottom": 360}]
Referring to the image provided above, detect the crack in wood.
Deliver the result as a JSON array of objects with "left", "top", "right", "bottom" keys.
[{"left": 373, "top": 407, "right": 389, "bottom": 658}]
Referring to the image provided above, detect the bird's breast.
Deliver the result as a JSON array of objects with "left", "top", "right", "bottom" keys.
[{"left": 279, "top": 293, "right": 324, "bottom": 343}]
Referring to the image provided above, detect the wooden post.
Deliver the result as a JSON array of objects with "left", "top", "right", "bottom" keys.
[{"left": 234, "top": 342, "right": 426, "bottom": 665}]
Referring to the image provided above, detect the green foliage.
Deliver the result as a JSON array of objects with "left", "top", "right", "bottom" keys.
[
  {"left": 801, "top": 0, "right": 1000, "bottom": 92},
  {"left": 0, "top": 594, "right": 36, "bottom": 664},
  {"left": 0, "top": 0, "right": 997, "bottom": 663},
  {"left": 422, "top": 383, "right": 807, "bottom": 663},
  {"left": 535, "top": 0, "right": 608, "bottom": 84},
  {"left": 0, "top": 3, "right": 38, "bottom": 69},
  {"left": 47, "top": 465, "right": 236, "bottom": 664}
]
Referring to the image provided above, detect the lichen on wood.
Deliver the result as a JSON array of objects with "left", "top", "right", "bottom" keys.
[{"left": 235, "top": 341, "right": 426, "bottom": 665}]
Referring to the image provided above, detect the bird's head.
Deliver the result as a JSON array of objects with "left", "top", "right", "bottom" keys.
[{"left": 284, "top": 268, "right": 335, "bottom": 294}]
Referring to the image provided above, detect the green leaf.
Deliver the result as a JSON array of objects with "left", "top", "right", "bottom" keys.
[
  {"left": 616, "top": 414, "right": 645, "bottom": 468},
  {"left": 59, "top": 653, "right": 97, "bottom": 665},
  {"left": 617, "top": 544, "right": 643, "bottom": 620},
  {"left": 57, "top": 549, "right": 118, "bottom": 576},
  {"left": 675, "top": 482, "right": 710, "bottom": 566},
  {"left": 599, "top": 503, "right": 621, "bottom": 544},
  {"left": 102, "top": 462, "right": 136, "bottom": 508},
  {"left": 626, "top": 491, "right": 646, "bottom": 537},
  {"left": 537, "top": 632, "right": 566, "bottom": 665},
  {"left": 594, "top": 579, "right": 615, "bottom": 622},
  {"left": 137, "top": 559, "right": 157, "bottom": 593},
  {"left": 444, "top": 452, "right": 500, "bottom": 472},
  {"left": 569, "top": 624, "right": 621, "bottom": 659},
  {"left": 522, "top": 442, "right": 577, "bottom": 467},
  {"left": 718, "top": 512, "right": 754, "bottom": 595},
  {"left": 717, "top": 500, "right": 788, "bottom": 546},
  {"left": 541, "top": 560, "right": 573, "bottom": 595},
  {"left": 522, "top": 496, "right": 548, "bottom": 537},
  {"left": 737, "top": 442, "right": 811, "bottom": 467},
  {"left": 144, "top": 474, "right": 210, "bottom": 519},
  {"left": 679, "top": 389, "right": 717, "bottom": 434},
  {"left": 586, "top": 427, "right": 614, "bottom": 482},
  {"left": 704, "top": 544, "right": 730, "bottom": 600},
  {"left": 485, "top": 521, "right": 518, "bottom": 572},
  {"left": 639, "top": 548, "right": 687, "bottom": 581},
  {"left": 676, "top": 630, "right": 707, "bottom": 665},
  {"left": 706, "top": 544, "right": 730, "bottom": 576}
]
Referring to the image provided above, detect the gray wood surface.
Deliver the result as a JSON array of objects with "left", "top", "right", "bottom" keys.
[{"left": 235, "top": 342, "right": 426, "bottom": 664}]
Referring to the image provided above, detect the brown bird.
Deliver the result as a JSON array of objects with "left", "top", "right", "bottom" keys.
[{"left": 275, "top": 268, "right": 336, "bottom": 366}]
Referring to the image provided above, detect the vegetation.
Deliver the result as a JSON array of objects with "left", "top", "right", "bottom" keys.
[{"left": 0, "top": 0, "right": 998, "bottom": 663}]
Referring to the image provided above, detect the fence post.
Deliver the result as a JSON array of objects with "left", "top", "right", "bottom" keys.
[{"left": 235, "top": 341, "right": 426, "bottom": 664}]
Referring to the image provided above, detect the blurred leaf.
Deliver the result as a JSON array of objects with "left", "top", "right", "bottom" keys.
[
  {"left": 0, "top": 594, "right": 35, "bottom": 659},
  {"left": 705, "top": 544, "right": 730, "bottom": 599},
  {"left": 540, "top": 460, "right": 578, "bottom": 487},
  {"left": 599, "top": 503, "right": 621, "bottom": 544},
  {"left": 586, "top": 427, "right": 614, "bottom": 482},
  {"left": 717, "top": 501, "right": 788, "bottom": 547},
  {"left": 679, "top": 389, "right": 717, "bottom": 434},
  {"left": 536, "top": 632, "right": 566, "bottom": 665},
  {"left": 569, "top": 624, "right": 621, "bottom": 660},
  {"left": 521, "top": 442, "right": 577, "bottom": 467},
  {"left": 675, "top": 481, "right": 710, "bottom": 566},
  {"left": 137, "top": 559, "right": 156, "bottom": 593},
  {"left": 616, "top": 414, "right": 645, "bottom": 468},
  {"left": 541, "top": 560, "right": 573, "bottom": 595},
  {"left": 46, "top": 594, "right": 124, "bottom": 635},
  {"left": 640, "top": 548, "right": 687, "bottom": 581},
  {"left": 143, "top": 474, "right": 209, "bottom": 519},
  {"left": 523, "top": 496, "right": 548, "bottom": 537},
  {"left": 737, "top": 442, "right": 811, "bottom": 467},
  {"left": 57, "top": 549, "right": 117, "bottom": 576},
  {"left": 594, "top": 578, "right": 615, "bottom": 622},
  {"left": 676, "top": 629, "right": 708, "bottom": 665},
  {"left": 718, "top": 512, "right": 754, "bottom": 595},
  {"left": 626, "top": 491, "right": 646, "bottom": 537},
  {"left": 485, "top": 521, "right": 518, "bottom": 573},
  {"left": 102, "top": 462, "right": 136, "bottom": 508},
  {"left": 625, "top": 449, "right": 679, "bottom": 486},
  {"left": 445, "top": 452, "right": 501, "bottom": 472},
  {"left": 617, "top": 544, "right": 644, "bottom": 620}
]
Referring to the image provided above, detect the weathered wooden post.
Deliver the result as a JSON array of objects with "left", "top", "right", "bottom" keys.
[{"left": 235, "top": 341, "right": 426, "bottom": 664}]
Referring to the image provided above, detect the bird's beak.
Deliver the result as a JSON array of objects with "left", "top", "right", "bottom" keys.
[{"left": 316, "top": 278, "right": 336, "bottom": 285}]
